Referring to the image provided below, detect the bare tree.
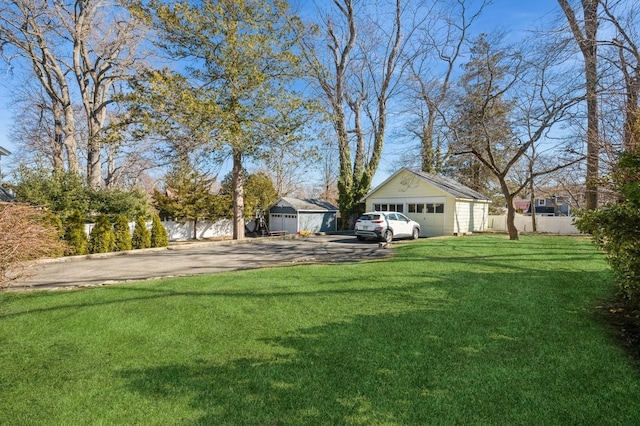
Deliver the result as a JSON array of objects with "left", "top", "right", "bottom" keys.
[
  {"left": 0, "top": 0, "right": 79, "bottom": 173},
  {"left": 62, "top": 0, "right": 147, "bottom": 187},
  {"left": 8, "top": 81, "right": 64, "bottom": 169},
  {"left": 303, "top": 0, "right": 407, "bottom": 227},
  {"left": 450, "top": 35, "right": 582, "bottom": 240},
  {"left": 0, "top": 0, "right": 148, "bottom": 187},
  {"left": 405, "top": 0, "right": 489, "bottom": 174}
]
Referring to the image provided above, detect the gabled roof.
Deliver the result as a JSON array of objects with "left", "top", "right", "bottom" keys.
[
  {"left": 0, "top": 146, "right": 10, "bottom": 156},
  {"left": 271, "top": 197, "right": 338, "bottom": 212},
  {"left": 363, "top": 168, "right": 491, "bottom": 202}
]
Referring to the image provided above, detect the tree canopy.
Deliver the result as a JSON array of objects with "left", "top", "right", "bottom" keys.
[{"left": 129, "top": 0, "right": 313, "bottom": 239}]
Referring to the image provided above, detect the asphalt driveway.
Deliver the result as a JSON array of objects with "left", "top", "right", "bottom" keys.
[{"left": 7, "top": 235, "right": 393, "bottom": 291}]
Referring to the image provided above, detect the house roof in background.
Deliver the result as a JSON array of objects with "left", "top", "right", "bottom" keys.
[
  {"left": 272, "top": 197, "right": 338, "bottom": 212},
  {"left": 0, "top": 146, "right": 10, "bottom": 156}
]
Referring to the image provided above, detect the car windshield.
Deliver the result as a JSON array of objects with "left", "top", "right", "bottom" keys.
[{"left": 359, "top": 214, "right": 381, "bottom": 221}]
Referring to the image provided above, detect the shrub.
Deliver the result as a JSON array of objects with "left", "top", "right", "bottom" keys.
[
  {"left": 11, "top": 167, "right": 150, "bottom": 222},
  {"left": 132, "top": 216, "right": 151, "bottom": 249},
  {"left": 113, "top": 214, "right": 132, "bottom": 252},
  {"left": 63, "top": 210, "right": 88, "bottom": 255},
  {"left": 89, "top": 187, "right": 149, "bottom": 222},
  {"left": 150, "top": 213, "right": 169, "bottom": 248},
  {"left": 11, "top": 168, "right": 89, "bottom": 222},
  {"left": 575, "top": 147, "right": 640, "bottom": 308},
  {"left": 88, "top": 214, "right": 115, "bottom": 254},
  {"left": 1, "top": 203, "right": 68, "bottom": 288}
]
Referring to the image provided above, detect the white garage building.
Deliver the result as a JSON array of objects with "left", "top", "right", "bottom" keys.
[{"left": 361, "top": 168, "right": 491, "bottom": 237}]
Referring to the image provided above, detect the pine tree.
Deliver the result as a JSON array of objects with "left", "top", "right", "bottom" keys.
[
  {"left": 131, "top": 0, "right": 311, "bottom": 239},
  {"left": 150, "top": 213, "right": 169, "bottom": 248},
  {"left": 88, "top": 214, "right": 115, "bottom": 254},
  {"left": 219, "top": 170, "right": 278, "bottom": 218},
  {"left": 113, "top": 214, "right": 133, "bottom": 251},
  {"left": 450, "top": 34, "right": 513, "bottom": 193},
  {"left": 132, "top": 216, "right": 151, "bottom": 249},
  {"left": 153, "top": 156, "right": 214, "bottom": 240}
]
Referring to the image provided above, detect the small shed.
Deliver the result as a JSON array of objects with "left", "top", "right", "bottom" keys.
[
  {"left": 361, "top": 168, "right": 491, "bottom": 237},
  {"left": 269, "top": 197, "right": 338, "bottom": 235}
]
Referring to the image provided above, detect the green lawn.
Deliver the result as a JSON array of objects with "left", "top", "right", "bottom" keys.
[{"left": 1, "top": 234, "right": 639, "bottom": 425}]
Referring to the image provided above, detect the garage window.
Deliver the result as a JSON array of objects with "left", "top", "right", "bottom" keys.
[
  {"left": 426, "top": 203, "right": 444, "bottom": 214},
  {"left": 408, "top": 203, "right": 425, "bottom": 213},
  {"left": 374, "top": 203, "right": 403, "bottom": 212}
]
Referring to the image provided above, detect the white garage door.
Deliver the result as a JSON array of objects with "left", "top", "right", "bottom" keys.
[
  {"left": 270, "top": 213, "right": 298, "bottom": 235},
  {"left": 406, "top": 200, "right": 446, "bottom": 237}
]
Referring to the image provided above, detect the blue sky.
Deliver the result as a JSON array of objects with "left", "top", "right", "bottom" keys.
[{"left": 0, "top": 0, "right": 561, "bottom": 184}]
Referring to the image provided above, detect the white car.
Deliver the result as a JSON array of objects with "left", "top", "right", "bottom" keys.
[{"left": 355, "top": 211, "right": 420, "bottom": 243}]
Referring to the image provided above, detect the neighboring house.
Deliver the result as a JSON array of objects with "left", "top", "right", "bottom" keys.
[
  {"left": 268, "top": 197, "right": 339, "bottom": 235},
  {"left": 525, "top": 196, "right": 572, "bottom": 216},
  {"left": 360, "top": 168, "right": 492, "bottom": 237}
]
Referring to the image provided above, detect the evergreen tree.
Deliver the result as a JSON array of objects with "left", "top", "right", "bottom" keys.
[
  {"left": 10, "top": 167, "right": 149, "bottom": 222},
  {"left": 131, "top": 0, "right": 311, "bottom": 239},
  {"left": 113, "top": 214, "right": 133, "bottom": 252},
  {"left": 219, "top": 170, "right": 278, "bottom": 218},
  {"left": 88, "top": 214, "right": 115, "bottom": 254},
  {"left": 132, "top": 216, "right": 151, "bottom": 249},
  {"left": 150, "top": 213, "right": 169, "bottom": 248},
  {"left": 244, "top": 172, "right": 278, "bottom": 217},
  {"left": 63, "top": 209, "right": 88, "bottom": 255},
  {"left": 449, "top": 34, "right": 512, "bottom": 193},
  {"left": 153, "top": 156, "right": 215, "bottom": 240},
  {"left": 89, "top": 187, "right": 149, "bottom": 222},
  {"left": 12, "top": 168, "right": 89, "bottom": 222}
]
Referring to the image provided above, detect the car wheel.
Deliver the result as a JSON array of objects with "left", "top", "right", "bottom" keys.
[
  {"left": 412, "top": 227, "right": 420, "bottom": 240},
  {"left": 356, "top": 235, "right": 366, "bottom": 241},
  {"left": 383, "top": 229, "right": 393, "bottom": 244}
]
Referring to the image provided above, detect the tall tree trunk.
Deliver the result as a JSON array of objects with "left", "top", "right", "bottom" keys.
[
  {"left": 51, "top": 102, "right": 65, "bottom": 172},
  {"left": 63, "top": 105, "right": 79, "bottom": 174},
  {"left": 86, "top": 140, "right": 102, "bottom": 188},
  {"left": 558, "top": 0, "right": 600, "bottom": 210},
  {"left": 232, "top": 148, "right": 245, "bottom": 240},
  {"left": 421, "top": 121, "right": 435, "bottom": 173},
  {"left": 502, "top": 183, "right": 519, "bottom": 241}
]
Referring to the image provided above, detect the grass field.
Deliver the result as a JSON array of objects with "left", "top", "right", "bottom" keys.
[{"left": 1, "top": 234, "right": 639, "bottom": 424}]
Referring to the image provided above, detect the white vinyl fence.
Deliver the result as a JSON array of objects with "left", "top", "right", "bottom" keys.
[
  {"left": 487, "top": 215, "right": 581, "bottom": 234},
  {"left": 85, "top": 219, "right": 233, "bottom": 242}
]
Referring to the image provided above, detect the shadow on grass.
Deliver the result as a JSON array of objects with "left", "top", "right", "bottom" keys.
[
  {"left": 117, "top": 310, "right": 468, "bottom": 425},
  {"left": 119, "top": 272, "right": 640, "bottom": 425}
]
